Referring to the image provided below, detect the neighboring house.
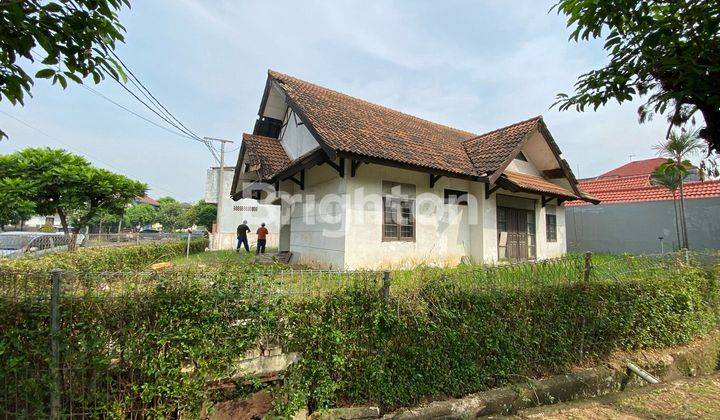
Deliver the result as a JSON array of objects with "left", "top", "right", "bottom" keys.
[
  {"left": 134, "top": 195, "right": 160, "bottom": 208},
  {"left": 566, "top": 158, "right": 720, "bottom": 254},
  {"left": 231, "top": 70, "right": 596, "bottom": 269},
  {"left": 205, "top": 166, "right": 280, "bottom": 249}
]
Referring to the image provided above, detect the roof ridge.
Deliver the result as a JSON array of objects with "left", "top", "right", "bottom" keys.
[
  {"left": 268, "top": 69, "right": 477, "bottom": 139},
  {"left": 462, "top": 115, "right": 542, "bottom": 144}
]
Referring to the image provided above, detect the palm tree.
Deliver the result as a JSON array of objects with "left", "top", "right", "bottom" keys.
[
  {"left": 654, "top": 129, "right": 704, "bottom": 249},
  {"left": 650, "top": 165, "right": 687, "bottom": 250}
]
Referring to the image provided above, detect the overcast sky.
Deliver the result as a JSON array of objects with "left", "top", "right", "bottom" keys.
[{"left": 0, "top": 0, "right": 670, "bottom": 202}]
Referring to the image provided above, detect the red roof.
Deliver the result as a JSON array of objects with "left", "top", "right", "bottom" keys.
[
  {"left": 502, "top": 171, "right": 580, "bottom": 200},
  {"left": 566, "top": 174, "right": 720, "bottom": 206},
  {"left": 135, "top": 195, "right": 160, "bottom": 207},
  {"left": 598, "top": 157, "right": 666, "bottom": 178}
]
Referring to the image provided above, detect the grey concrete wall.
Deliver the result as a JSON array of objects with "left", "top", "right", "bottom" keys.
[{"left": 566, "top": 198, "right": 720, "bottom": 254}]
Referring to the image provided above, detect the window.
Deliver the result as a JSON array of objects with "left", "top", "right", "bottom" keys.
[
  {"left": 382, "top": 181, "right": 415, "bottom": 241},
  {"left": 444, "top": 189, "right": 468, "bottom": 206},
  {"left": 546, "top": 214, "right": 557, "bottom": 242}
]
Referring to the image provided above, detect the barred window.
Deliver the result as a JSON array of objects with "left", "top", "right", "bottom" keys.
[
  {"left": 546, "top": 214, "right": 557, "bottom": 242},
  {"left": 382, "top": 181, "right": 415, "bottom": 242},
  {"left": 444, "top": 189, "right": 468, "bottom": 206}
]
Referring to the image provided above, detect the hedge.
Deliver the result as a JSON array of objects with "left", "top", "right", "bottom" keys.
[
  {"left": 0, "top": 261, "right": 718, "bottom": 417},
  {"left": 0, "top": 238, "right": 208, "bottom": 272}
]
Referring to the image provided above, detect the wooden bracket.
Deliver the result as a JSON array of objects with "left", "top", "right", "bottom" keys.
[
  {"left": 485, "top": 184, "right": 500, "bottom": 200},
  {"left": 541, "top": 195, "right": 554, "bottom": 207},
  {"left": 430, "top": 174, "right": 442, "bottom": 188},
  {"left": 325, "top": 158, "right": 345, "bottom": 178},
  {"left": 283, "top": 169, "right": 305, "bottom": 190},
  {"left": 557, "top": 198, "right": 566, "bottom": 206},
  {"left": 274, "top": 181, "right": 279, "bottom": 192},
  {"left": 350, "top": 160, "right": 364, "bottom": 177}
]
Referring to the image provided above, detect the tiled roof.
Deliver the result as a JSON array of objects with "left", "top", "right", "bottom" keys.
[
  {"left": 135, "top": 196, "right": 159, "bottom": 207},
  {"left": 598, "top": 157, "right": 666, "bottom": 178},
  {"left": 242, "top": 133, "right": 291, "bottom": 180},
  {"left": 566, "top": 176, "right": 720, "bottom": 206},
  {"left": 502, "top": 171, "right": 579, "bottom": 199},
  {"left": 271, "top": 70, "right": 519, "bottom": 177},
  {"left": 462, "top": 117, "right": 541, "bottom": 175}
]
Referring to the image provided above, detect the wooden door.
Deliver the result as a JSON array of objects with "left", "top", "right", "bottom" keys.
[{"left": 498, "top": 207, "right": 535, "bottom": 261}]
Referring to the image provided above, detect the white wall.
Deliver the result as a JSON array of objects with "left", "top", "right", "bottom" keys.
[
  {"left": 285, "top": 162, "right": 347, "bottom": 268},
  {"left": 343, "top": 164, "right": 474, "bottom": 269},
  {"left": 279, "top": 108, "right": 319, "bottom": 160},
  {"left": 206, "top": 167, "right": 281, "bottom": 250}
]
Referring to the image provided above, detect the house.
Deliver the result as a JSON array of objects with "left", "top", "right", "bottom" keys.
[
  {"left": 566, "top": 158, "right": 720, "bottom": 253},
  {"left": 230, "top": 70, "right": 596, "bottom": 269},
  {"left": 205, "top": 166, "right": 280, "bottom": 249},
  {"left": 134, "top": 195, "right": 160, "bottom": 208}
]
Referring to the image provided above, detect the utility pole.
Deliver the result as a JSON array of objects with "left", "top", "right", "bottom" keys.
[{"left": 204, "top": 137, "right": 234, "bottom": 250}]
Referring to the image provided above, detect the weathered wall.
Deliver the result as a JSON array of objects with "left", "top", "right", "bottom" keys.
[
  {"left": 566, "top": 198, "right": 720, "bottom": 254},
  {"left": 286, "top": 162, "right": 347, "bottom": 269},
  {"left": 206, "top": 167, "right": 281, "bottom": 249}
]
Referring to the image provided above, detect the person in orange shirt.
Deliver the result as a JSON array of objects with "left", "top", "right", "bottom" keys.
[{"left": 256, "top": 222, "right": 268, "bottom": 254}]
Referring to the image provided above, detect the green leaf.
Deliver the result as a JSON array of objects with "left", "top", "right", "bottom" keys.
[{"left": 35, "top": 68, "right": 56, "bottom": 79}]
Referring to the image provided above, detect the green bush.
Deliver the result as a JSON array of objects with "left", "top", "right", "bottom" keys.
[
  {"left": 0, "top": 238, "right": 208, "bottom": 272},
  {"left": 276, "top": 267, "right": 720, "bottom": 414},
  {"left": 0, "top": 258, "right": 718, "bottom": 417}
]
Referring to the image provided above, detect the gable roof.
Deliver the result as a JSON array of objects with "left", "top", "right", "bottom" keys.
[
  {"left": 597, "top": 157, "right": 666, "bottom": 178},
  {"left": 236, "top": 70, "right": 594, "bottom": 203},
  {"left": 241, "top": 133, "right": 292, "bottom": 180},
  {"left": 269, "top": 70, "right": 479, "bottom": 176},
  {"left": 462, "top": 116, "right": 542, "bottom": 176}
]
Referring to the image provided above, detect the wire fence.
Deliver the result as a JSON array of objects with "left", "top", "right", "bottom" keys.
[{"left": 1, "top": 250, "right": 718, "bottom": 418}]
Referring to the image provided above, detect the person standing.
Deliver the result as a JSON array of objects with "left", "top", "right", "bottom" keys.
[
  {"left": 256, "top": 222, "right": 268, "bottom": 254},
  {"left": 236, "top": 220, "right": 250, "bottom": 252}
]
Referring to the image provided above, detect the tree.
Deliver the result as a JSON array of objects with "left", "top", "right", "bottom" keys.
[
  {"left": 0, "top": 177, "right": 35, "bottom": 230},
  {"left": 123, "top": 203, "right": 157, "bottom": 230},
  {"left": 553, "top": 0, "right": 720, "bottom": 154},
  {"left": 181, "top": 201, "right": 216, "bottom": 230},
  {"left": 0, "top": 0, "right": 130, "bottom": 139},
  {"left": 156, "top": 197, "right": 190, "bottom": 231},
  {"left": 654, "top": 130, "right": 704, "bottom": 249},
  {"left": 650, "top": 165, "right": 687, "bottom": 250},
  {"left": 0, "top": 148, "right": 146, "bottom": 240}
]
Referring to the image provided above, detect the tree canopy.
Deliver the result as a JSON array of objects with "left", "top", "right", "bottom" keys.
[
  {"left": 0, "top": 147, "right": 146, "bottom": 235},
  {"left": 0, "top": 0, "right": 130, "bottom": 138},
  {"left": 553, "top": 0, "right": 720, "bottom": 154},
  {"left": 123, "top": 203, "right": 156, "bottom": 230}
]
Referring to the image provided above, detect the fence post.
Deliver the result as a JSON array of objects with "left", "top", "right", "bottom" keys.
[
  {"left": 381, "top": 270, "right": 391, "bottom": 300},
  {"left": 583, "top": 252, "right": 592, "bottom": 282},
  {"left": 186, "top": 230, "right": 192, "bottom": 259},
  {"left": 50, "top": 269, "right": 62, "bottom": 420}
]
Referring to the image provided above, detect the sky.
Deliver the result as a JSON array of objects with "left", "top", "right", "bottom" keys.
[{"left": 0, "top": 0, "right": 671, "bottom": 203}]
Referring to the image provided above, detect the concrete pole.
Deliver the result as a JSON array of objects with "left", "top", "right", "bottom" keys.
[{"left": 204, "top": 137, "right": 234, "bottom": 251}]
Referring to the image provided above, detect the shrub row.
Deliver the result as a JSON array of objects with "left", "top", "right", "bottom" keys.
[
  {"left": 0, "top": 238, "right": 208, "bottom": 272},
  {"left": 0, "top": 262, "right": 718, "bottom": 417}
]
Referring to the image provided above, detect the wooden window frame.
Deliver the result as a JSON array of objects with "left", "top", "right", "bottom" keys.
[
  {"left": 444, "top": 189, "right": 469, "bottom": 206},
  {"left": 546, "top": 213, "right": 557, "bottom": 242},
  {"left": 382, "top": 194, "right": 415, "bottom": 242}
]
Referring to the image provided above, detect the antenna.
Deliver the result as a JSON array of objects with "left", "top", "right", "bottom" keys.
[{"left": 628, "top": 154, "right": 636, "bottom": 162}]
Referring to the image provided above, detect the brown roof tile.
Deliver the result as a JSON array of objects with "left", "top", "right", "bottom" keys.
[
  {"left": 242, "top": 133, "right": 291, "bottom": 180},
  {"left": 502, "top": 171, "right": 579, "bottom": 199},
  {"left": 462, "top": 117, "right": 541, "bottom": 175},
  {"left": 269, "top": 70, "right": 479, "bottom": 176}
]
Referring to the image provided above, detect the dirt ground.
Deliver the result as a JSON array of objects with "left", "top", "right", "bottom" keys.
[{"left": 511, "top": 372, "right": 720, "bottom": 419}]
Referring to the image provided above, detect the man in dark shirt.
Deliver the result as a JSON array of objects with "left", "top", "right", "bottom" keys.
[{"left": 236, "top": 220, "right": 250, "bottom": 252}]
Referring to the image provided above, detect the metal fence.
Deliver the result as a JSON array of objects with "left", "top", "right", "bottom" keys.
[
  {"left": 1, "top": 250, "right": 718, "bottom": 418},
  {"left": 82, "top": 231, "right": 207, "bottom": 248}
]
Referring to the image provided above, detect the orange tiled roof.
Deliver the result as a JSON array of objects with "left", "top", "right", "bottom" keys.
[
  {"left": 135, "top": 195, "right": 159, "bottom": 207},
  {"left": 598, "top": 157, "right": 666, "bottom": 178},
  {"left": 242, "top": 133, "right": 292, "bottom": 180},
  {"left": 502, "top": 171, "right": 580, "bottom": 199},
  {"left": 566, "top": 176, "right": 720, "bottom": 206},
  {"left": 269, "top": 70, "right": 543, "bottom": 178}
]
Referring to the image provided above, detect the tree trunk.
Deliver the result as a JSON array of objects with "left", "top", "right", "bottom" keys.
[
  {"left": 672, "top": 192, "right": 681, "bottom": 250},
  {"left": 678, "top": 177, "right": 689, "bottom": 249},
  {"left": 56, "top": 209, "right": 70, "bottom": 235}
]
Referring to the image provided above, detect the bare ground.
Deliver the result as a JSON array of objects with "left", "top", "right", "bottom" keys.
[{"left": 511, "top": 372, "right": 720, "bottom": 419}]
